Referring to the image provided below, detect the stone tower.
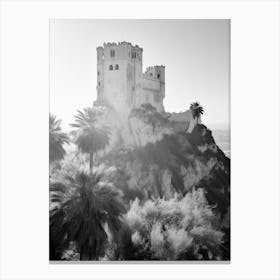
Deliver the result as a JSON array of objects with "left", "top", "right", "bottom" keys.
[
  {"left": 96, "top": 42, "right": 165, "bottom": 116},
  {"left": 96, "top": 42, "right": 143, "bottom": 116}
]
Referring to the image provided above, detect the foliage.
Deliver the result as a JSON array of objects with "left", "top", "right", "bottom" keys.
[
  {"left": 48, "top": 101, "right": 230, "bottom": 261},
  {"left": 49, "top": 114, "right": 69, "bottom": 162},
  {"left": 49, "top": 165, "right": 126, "bottom": 260},
  {"left": 130, "top": 103, "right": 169, "bottom": 133},
  {"left": 61, "top": 242, "right": 80, "bottom": 261},
  {"left": 190, "top": 102, "right": 204, "bottom": 119},
  {"left": 70, "top": 106, "right": 111, "bottom": 171},
  {"left": 124, "top": 188, "right": 224, "bottom": 260},
  {"left": 50, "top": 150, "right": 89, "bottom": 179}
]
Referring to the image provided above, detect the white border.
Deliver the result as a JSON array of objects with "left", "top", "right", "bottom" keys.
[{"left": 0, "top": 1, "right": 279, "bottom": 279}]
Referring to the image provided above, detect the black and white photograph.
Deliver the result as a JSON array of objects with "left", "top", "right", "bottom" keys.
[
  {"left": 49, "top": 19, "right": 230, "bottom": 262},
  {"left": 1, "top": 0, "right": 280, "bottom": 279}
]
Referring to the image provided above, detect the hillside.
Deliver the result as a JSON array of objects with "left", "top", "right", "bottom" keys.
[
  {"left": 100, "top": 105, "right": 230, "bottom": 259},
  {"left": 50, "top": 104, "right": 230, "bottom": 261}
]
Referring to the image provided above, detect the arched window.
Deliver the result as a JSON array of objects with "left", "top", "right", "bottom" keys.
[
  {"left": 115, "top": 64, "right": 119, "bottom": 70},
  {"left": 109, "top": 65, "right": 113, "bottom": 71},
  {"left": 157, "top": 74, "right": 160, "bottom": 78}
]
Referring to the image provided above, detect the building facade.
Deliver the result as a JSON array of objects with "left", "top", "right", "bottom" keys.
[{"left": 96, "top": 42, "right": 165, "bottom": 116}]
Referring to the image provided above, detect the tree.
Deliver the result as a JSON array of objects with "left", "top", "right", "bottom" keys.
[
  {"left": 190, "top": 102, "right": 204, "bottom": 124},
  {"left": 49, "top": 165, "right": 126, "bottom": 260},
  {"left": 49, "top": 114, "right": 69, "bottom": 163},
  {"left": 70, "top": 107, "right": 110, "bottom": 172}
]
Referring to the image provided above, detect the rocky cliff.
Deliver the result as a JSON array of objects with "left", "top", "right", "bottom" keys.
[
  {"left": 53, "top": 103, "right": 230, "bottom": 260},
  {"left": 97, "top": 104, "right": 230, "bottom": 221},
  {"left": 96, "top": 104, "right": 230, "bottom": 259}
]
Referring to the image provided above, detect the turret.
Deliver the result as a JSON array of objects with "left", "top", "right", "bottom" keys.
[
  {"left": 154, "top": 66, "right": 165, "bottom": 82},
  {"left": 141, "top": 65, "right": 165, "bottom": 112}
]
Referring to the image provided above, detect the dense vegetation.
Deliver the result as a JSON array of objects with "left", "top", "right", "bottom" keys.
[{"left": 49, "top": 104, "right": 230, "bottom": 261}]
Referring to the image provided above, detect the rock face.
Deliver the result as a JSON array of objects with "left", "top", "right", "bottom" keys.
[
  {"left": 96, "top": 103, "right": 173, "bottom": 152},
  {"left": 96, "top": 104, "right": 229, "bottom": 220},
  {"left": 98, "top": 105, "right": 230, "bottom": 224},
  {"left": 105, "top": 124, "right": 229, "bottom": 210},
  {"left": 101, "top": 112, "right": 230, "bottom": 258}
]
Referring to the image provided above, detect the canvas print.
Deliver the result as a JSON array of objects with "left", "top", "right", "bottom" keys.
[{"left": 49, "top": 19, "right": 230, "bottom": 261}]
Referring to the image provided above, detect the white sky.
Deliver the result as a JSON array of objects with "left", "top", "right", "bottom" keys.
[{"left": 50, "top": 19, "right": 230, "bottom": 130}]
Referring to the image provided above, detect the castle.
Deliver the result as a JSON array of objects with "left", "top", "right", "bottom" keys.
[{"left": 96, "top": 42, "right": 165, "bottom": 116}]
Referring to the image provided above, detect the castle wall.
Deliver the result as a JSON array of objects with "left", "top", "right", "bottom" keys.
[
  {"left": 103, "top": 59, "right": 128, "bottom": 112},
  {"left": 169, "top": 110, "right": 201, "bottom": 133},
  {"left": 96, "top": 47, "right": 104, "bottom": 101},
  {"left": 142, "top": 76, "right": 161, "bottom": 91},
  {"left": 140, "top": 76, "right": 164, "bottom": 111}
]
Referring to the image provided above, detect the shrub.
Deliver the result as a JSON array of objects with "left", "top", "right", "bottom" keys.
[{"left": 124, "top": 188, "right": 224, "bottom": 260}]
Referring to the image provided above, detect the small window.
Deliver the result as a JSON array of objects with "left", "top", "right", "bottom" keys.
[
  {"left": 98, "top": 81, "right": 100, "bottom": 86},
  {"left": 132, "top": 52, "right": 136, "bottom": 59},
  {"left": 157, "top": 74, "right": 160, "bottom": 78},
  {"left": 98, "top": 71, "right": 100, "bottom": 76},
  {"left": 150, "top": 73, "right": 153, "bottom": 77},
  {"left": 115, "top": 64, "right": 119, "bottom": 70},
  {"left": 109, "top": 65, "right": 113, "bottom": 71},
  {"left": 110, "top": 50, "right": 115, "bottom": 58}
]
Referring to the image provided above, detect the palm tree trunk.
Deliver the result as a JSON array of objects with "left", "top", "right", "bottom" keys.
[
  {"left": 89, "top": 152, "right": 93, "bottom": 173},
  {"left": 80, "top": 244, "right": 89, "bottom": 260}
]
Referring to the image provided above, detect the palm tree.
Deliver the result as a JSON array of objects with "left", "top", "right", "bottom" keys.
[
  {"left": 190, "top": 102, "right": 204, "bottom": 124},
  {"left": 49, "top": 165, "right": 126, "bottom": 260},
  {"left": 49, "top": 114, "right": 69, "bottom": 163},
  {"left": 70, "top": 107, "right": 110, "bottom": 172}
]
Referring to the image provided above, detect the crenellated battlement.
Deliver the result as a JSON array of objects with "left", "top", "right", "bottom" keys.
[
  {"left": 143, "top": 65, "right": 165, "bottom": 82},
  {"left": 96, "top": 41, "right": 143, "bottom": 62},
  {"left": 97, "top": 41, "right": 143, "bottom": 51},
  {"left": 145, "top": 65, "right": 165, "bottom": 71}
]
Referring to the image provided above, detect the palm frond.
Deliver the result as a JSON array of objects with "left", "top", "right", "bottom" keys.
[
  {"left": 189, "top": 102, "right": 204, "bottom": 119},
  {"left": 50, "top": 166, "right": 125, "bottom": 260},
  {"left": 70, "top": 107, "right": 111, "bottom": 155},
  {"left": 49, "top": 114, "right": 69, "bottom": 162}
]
